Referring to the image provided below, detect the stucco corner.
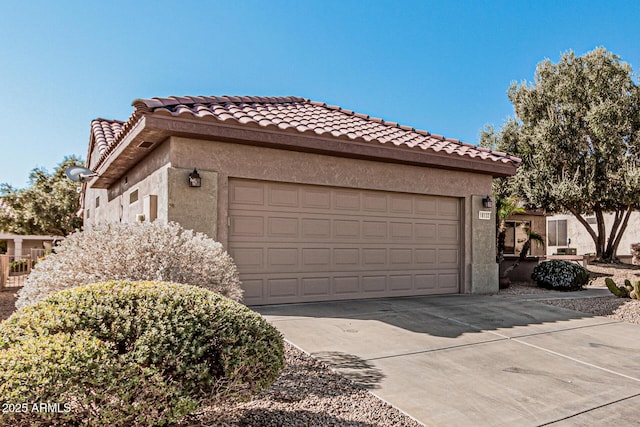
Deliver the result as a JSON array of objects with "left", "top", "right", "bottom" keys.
[
  {"left": 167, "top": 167, "right": 218, "bottom": 239},
  {"left": 470, "top": 195, "right": 499, "bottom": 294}
]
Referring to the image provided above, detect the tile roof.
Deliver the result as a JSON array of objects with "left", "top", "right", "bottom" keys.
[
  {"left": 90, "top": 118, "right": 125, "bottom": 157},
  {"left": 90, "top": 95, "right": 521, "bottom": 171}
]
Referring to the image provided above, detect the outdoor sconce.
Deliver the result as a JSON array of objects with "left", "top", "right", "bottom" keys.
[
  {"left": 188, "top": 169, "right": 201, "bottom": 187},
  {"left": 482, "top": 195, "right": 493, "bottom": 209}
]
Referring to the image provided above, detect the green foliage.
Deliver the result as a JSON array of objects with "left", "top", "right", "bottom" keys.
[
  {"left": 505, "top": 47, "right": 640, "bottom": 261},
  {"left": 0, "top": 155, "right": 84, "bottom": 236},
  {"left": 17, "top": 221, "right": 243, "bottom": 308},
  {"left": 0, "top": 331, "right": 190, "bottom": 427},
  {"left": 605, "top": 277, "right": 629, "bottom": 297},
  {"left": 605, "top": 278, "right": 640, "bottom": 299},
  {"left": 0, "top": 281, "right": 285, "bottom": 426},
  {"left": 531, "top": 260, "right": 591, "bottom": 291}
]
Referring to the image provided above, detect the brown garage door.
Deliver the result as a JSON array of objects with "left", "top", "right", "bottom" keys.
[{"left": 228, "top": 179, "right": 461, "bottom": 305}]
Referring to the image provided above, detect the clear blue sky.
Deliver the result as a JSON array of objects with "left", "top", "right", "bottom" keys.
[{"left": 1, "top": 0, "right": 638, "bottom": 188}]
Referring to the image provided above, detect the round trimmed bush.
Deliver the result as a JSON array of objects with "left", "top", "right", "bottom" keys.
[
  {"left": 0, "top": 281, "right": 284, "bottom": 426},
  {"left": 531, "top": 260, "right": 591, "bottom": 291},
  {"left": 17, "top": 222, "right": 242, "bottom": 309}
]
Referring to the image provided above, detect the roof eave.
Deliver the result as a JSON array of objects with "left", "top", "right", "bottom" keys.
[{"left": 91, "top": 115, "right": 518, "bottom": 188}]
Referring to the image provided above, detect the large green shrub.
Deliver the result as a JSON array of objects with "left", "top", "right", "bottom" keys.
[
  {"left": 17, "top": 222, "right": 242, "bottom": 309},
  {"left": 0, "top": 281, "right": 285, "bottom": 426},
  {"left": 0, "top": 331, "right": 189, "bottom": 426},
  {"left": 531, "top": 260, "right": 591, "bottom": 291}
]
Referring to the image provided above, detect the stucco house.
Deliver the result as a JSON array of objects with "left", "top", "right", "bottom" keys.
[
  {"left": 82, "top": 95, "right": 519, "bottom": 305},
  {"left": 546, "top": 212, "right": 640, "bottom": 262}
]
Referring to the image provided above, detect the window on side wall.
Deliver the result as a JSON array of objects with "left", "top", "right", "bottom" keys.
[
  {"left": 504, "top": 220, "right": 531, "bottom": 255},
  {"left": 548, "top": 219, "right": 567, "bottom": 246}
]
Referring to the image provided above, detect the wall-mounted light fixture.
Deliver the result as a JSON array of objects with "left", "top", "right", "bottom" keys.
[
  {"left": 482, "top": 195, "right": 493, "bottom": 209},
  {"left": 188, "top": 169, "right": 201, "bottom": 187}
]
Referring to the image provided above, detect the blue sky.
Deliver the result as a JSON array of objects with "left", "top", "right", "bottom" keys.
[{"left": 1, "top": 0, "right": 638, "bottom": 188}]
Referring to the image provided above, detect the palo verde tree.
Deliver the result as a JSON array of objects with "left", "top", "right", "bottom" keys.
[
  {"left": 0, "top": 156, "right": 84, "bottom": 236},
  {"left": 505, "top": 47, "right": 640, "bottom": 262}
]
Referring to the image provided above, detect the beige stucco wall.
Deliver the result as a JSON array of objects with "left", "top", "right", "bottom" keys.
[
  {"left": 85, "top": 141, "right": 171, "bottom": 229},
  {"left": 167, "top": 168, "right": 218, "bottom": 238},
  {"left": 168, "top": 136, "right": 497, "bottom": 293},
  {"left": 547, "top": 212, "right": 640, "bottom": 256},
  {"left": 84, "top": 135, "right": 500, "bottom": 294}
]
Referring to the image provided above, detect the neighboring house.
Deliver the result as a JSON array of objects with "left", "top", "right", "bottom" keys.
[
  {"left": 502, "top": 211, "right": 547, "bottom": 258},
  {"left": 82, "top": 95, "right": 519, "bottom": 305},
  {"left": 546, "top": 212, "right": 640, "bottom": 260},
  {"left": 0, "top": 233, "right": 57, "bottom": 257}
]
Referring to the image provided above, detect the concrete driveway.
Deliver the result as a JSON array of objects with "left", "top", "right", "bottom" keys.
[{"left": 255, "top": 291, "right": 640, "bottom": 427}]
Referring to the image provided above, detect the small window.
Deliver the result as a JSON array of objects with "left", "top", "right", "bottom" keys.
[
  {"left": 95, "top": 196, "right": 100, "bottom": 208},
  {"left": 129, "top": 189, "right": 139, "bottom": 204},
  {"left": 86, "top": 209, "right": 90, "bottom": 219},
  {"left": 504, "top": 220, "right": 531, "bottom": 255},
  {"left": 548, "top": 219, "right": 567, "bottom": 246},
  {"left": 586, "top": 216, "right": 597, "bottom": 225}
]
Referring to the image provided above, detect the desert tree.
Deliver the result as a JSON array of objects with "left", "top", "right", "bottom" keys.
[
  {"left": 504, "top": 47, "right": 640, "bottom": 262},
  {"left": 0, "top": 155, "right": 84, "bottom": 236}
]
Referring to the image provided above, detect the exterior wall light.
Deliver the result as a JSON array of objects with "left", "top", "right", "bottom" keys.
[
  {"left": 482, "top": 195, "right": 493, "bottom": 209},
  {"left": 188, "top": 169, "right": 201, "bottom": 187}
]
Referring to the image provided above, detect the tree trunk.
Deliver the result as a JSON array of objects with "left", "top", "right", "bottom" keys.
[{"left": 566, "top": 205, "right": 632, "bottom": 263}]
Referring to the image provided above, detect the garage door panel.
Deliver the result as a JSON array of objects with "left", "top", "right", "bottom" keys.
[
  {"left": 334, "top": 220, "right": 360, "bottom": 238},
  {"left": 268, "top": 278, "right": 298, "bottom": 298},
  {"left": 390, "top": 275, "right": 412, "bottom": 290},
  {"left": 334, "top": 276, "right": 360, "bottom": 294},
  {"left": 301, "top": 218, "right": 331, "bottom": 238},
  {"left": 334, "top": 190, "right": 361, "bottom": 210},
  {"left": 438, "top": 273, "right": 459, "bottom": 290},
  {"left": 268, "top": 186, "right": 299, "bottom": 207},
  {"left": 228, "top": 179, "right": 461, "bottom": 305},
  {"left": 302, "top": 188, "right": 331, "bottom": 209},
  {"left": 438, "top": 249, "right": 459, "bottom": 266},
  {"left": 302, "top": 248, "right": 330, "bottom": 266},
  {"left": 362, "top": 276, "right": 386, "bottom": 292},
  {"left": 362, "top": 221, "right": 387, "bottom": 239},
  {"left": 415, "top": 198, "right": 438, "bottom": 215},
  {"left": 438, "top": 223, "right": 459, "bottom": 242},
  {"left": 267, "top": 217, "right": 298, "bottom": 237},
  {"left": 334, "top": 248, "right": 359, "bottom": 265},
  {"left": 415, "top": 248, "right": 437, "bottom": 265},
  {"left": 416, "top": 274, "right": 437, "bottom": 289},
  {"left": 438, "top": 198, "right": 460, "bottom": 217},
  {"left": 302, "top": 277, "right": 331, "bottom": 296},
  {"left": 390, "top": 222, "right": 413, "bottom": 239},
  {"left": 231, "top": 216, "right": 264, "bottom": 237},
  {"left": 390, "top": 195, "right": 413, "bottom": 214},
  {"left": 390, "top": 248, "right": 412, "bottom": 265},
  {"left": 363, "top": 193, "right": 387, "bottom": 212},
  {"left": 230, "top": 180, "right": 265, "bottom": 206},
  {"left": 362, "top": 248, "right": 387, "bottom": 266},
  {"left": 415, "top": 223, "right": 437, "bottom": 239}
]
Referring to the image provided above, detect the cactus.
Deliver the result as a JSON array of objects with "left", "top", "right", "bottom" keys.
[
  {"left": 605, "top": 278, "right": 630, "bottom": 298},
  {"left": 624, "top": 279, "right": 633, "bottom": 292},
  {"left": 631, "top": 281, "right": 640, "bottom": 300}
]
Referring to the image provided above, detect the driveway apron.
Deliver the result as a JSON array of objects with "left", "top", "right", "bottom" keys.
[{"left": 255, "top": 293, "right": 640, "bottom": 427}]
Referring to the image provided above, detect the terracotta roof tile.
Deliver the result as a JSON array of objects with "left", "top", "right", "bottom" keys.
[
  {"left": 91, "top": 96, "right": 521, "bottom": 170},
  {"left": 90, "top": 119, "right": 125, "bottom": 156}
]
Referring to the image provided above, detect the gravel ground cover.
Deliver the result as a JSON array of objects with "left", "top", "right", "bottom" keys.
[
  {"left": 500, "top": 262, "right": 640, "bottom": 325},
  {"left": 1, "top": 262, "right": 637, "bottom": 426}
]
